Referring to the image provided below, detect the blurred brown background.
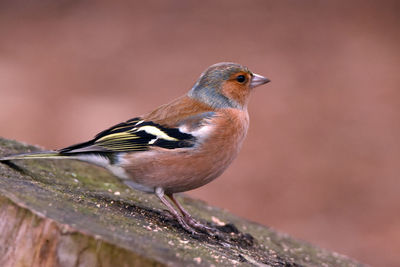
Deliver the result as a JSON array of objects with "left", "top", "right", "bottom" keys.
[{"left": 0, "top": 0, "right": 399, "bottom": 265}]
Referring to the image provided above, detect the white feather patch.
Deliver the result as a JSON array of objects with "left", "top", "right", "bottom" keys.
[
  {"left": 179, "top": 123, "right": 214, "bottom": 139},
  {"left": 148, "top": 138, "right": 158, "bottom": 144},
  {"left": 74, "top": 154, "right": 130, "bottom": 179},
  {"left": 136, "top": 125, "right": 178, "bottom": 141}
]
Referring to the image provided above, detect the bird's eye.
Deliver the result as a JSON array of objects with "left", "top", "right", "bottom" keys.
[{"left": 236, "top": 75, "right": 246, "bottom": 83}]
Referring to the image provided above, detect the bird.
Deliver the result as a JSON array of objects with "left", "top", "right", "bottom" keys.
[{"left": 0, "top": 62, "right": 270, "bottom": 234}]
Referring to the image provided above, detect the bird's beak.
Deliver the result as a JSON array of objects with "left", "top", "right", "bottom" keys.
[{"left": 250, "top": 73, "right": 270, "bottom": 88}]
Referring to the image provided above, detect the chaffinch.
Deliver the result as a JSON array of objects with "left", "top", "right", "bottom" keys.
[{"left": 1, "top": 62, "right": 270, "bottom": 234}]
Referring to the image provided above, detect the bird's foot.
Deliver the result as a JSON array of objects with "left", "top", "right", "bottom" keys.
[
  {"left": 177, "top": 216, "right": 202, "bottom": 235},
  {"left": 183, "top": 215, "right": 218, "bottom": 235},
  {"left": 161, "top": 209, "right": 201, "bottom": 235}
]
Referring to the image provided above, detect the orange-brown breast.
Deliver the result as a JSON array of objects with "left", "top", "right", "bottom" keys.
[{"left": 122, "top": 107, "right": 249, "bottom": 194}]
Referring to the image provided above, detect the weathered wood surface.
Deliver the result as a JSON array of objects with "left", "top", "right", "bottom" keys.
[{"left": 0, "top": 137, "right": 363, "bottom": 266}]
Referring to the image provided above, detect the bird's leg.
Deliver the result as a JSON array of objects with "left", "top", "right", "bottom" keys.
[
  {"left": 167, "top": 193, "right": 216, "bottom": 233},
  {"left": 155, "top": 187, "right": 198, "bottom": 234}
]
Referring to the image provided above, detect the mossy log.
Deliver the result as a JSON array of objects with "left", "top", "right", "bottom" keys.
[{"left": 0, "top": 137, "right": 363, "bottom": 267}]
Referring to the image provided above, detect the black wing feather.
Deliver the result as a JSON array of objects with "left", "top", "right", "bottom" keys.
[{"left": 59, "top": 117, "right": 196, "bottom": 154}]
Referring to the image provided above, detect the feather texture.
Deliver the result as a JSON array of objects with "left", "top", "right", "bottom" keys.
[{"left": 59, "top": 118, "right": 197, "bottom": 154}]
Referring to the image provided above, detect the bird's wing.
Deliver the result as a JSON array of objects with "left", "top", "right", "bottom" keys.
[{"left": 59, "top": 113, "right": 215, "bottom": 154}]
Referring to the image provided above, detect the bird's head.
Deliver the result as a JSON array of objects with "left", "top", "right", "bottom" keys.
[{"left": 189, "top": 62, "right": 270, "bottom": 109}]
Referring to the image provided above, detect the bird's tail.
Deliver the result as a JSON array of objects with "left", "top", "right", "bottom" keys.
[{"left": 0, "top": 151, "right": 68, "bottom": 161}]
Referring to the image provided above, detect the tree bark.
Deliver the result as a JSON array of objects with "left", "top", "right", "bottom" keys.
[{"left": 0, "top": 138, "right": 364, "bottom": 267}]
